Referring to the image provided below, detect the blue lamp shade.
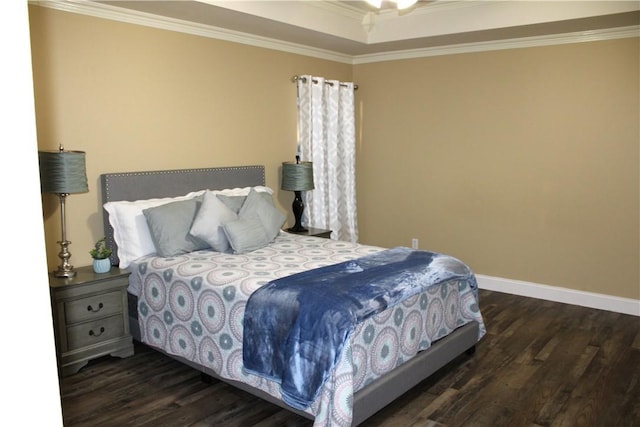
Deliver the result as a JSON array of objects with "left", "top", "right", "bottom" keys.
[{"left": 38, "top": 149, "right": 88, "bottom": 194}]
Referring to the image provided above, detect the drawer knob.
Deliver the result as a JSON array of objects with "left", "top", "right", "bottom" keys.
[
  {"left": 87, "top": 302, "right": 104, "bottom": 313},
  {"left": 89, "top": 327, "right": 105, "bottom": 337}
]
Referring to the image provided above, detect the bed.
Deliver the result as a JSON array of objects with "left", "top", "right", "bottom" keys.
[{"left": 100, "top": 165, "right": 486, "bottom": 426}]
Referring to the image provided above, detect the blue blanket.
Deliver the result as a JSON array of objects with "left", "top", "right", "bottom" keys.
[{"left": 242, "top": 247, "right": 477, "bottom": 410}]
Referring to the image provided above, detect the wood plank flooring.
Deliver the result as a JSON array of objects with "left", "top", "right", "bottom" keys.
[{"left": 59, "top": 290, "right": 640, "bottom": 426}]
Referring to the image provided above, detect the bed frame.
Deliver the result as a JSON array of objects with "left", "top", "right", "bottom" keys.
[{"left": 100, "top": 165, "right": 479, "bottom": 426}]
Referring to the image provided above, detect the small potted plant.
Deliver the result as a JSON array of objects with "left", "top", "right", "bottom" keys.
[{"left": 89, "top": 237, "right": 113, "bottom": 274}]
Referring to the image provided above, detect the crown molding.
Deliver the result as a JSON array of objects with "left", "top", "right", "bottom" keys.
[
  {"left": 353, "top": 25, "right": 640, "bottom": 64},
  {"left": 31, "top": 1, "right": 640, "bottom": 66}
]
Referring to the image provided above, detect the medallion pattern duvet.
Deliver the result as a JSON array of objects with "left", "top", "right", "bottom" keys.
[{"left": 129, "top": 232, "right": 486, "bottom": 426}]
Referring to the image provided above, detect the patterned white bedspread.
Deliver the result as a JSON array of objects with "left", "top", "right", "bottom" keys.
[{"left": 129, "top": 231, "right": 486, "bottom": 426}]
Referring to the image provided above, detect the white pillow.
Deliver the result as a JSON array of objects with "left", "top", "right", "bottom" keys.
[
  {"left": 209, "top": 186, "right": 273, "bottom": 197},
  {"left": 104, "top": 192, "right": 203, "bottom": 269}
]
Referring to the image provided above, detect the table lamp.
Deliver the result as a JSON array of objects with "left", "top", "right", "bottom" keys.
[
  {"left": 281, "top": 156, "right": 314, "bottom": 232},
  {"left": 39, "top": 145, "right": 88, "bottom": 278}
]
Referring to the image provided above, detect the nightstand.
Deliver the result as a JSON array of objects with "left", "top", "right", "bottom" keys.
[
  {"left": 288, "top": 227, "right": 332, "bottom": 239},
  {"left": 49, "top": 266, "right": 133, "bottom": 376}
]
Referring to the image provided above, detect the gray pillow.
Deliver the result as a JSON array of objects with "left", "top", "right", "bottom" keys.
[
  {"left": 222, "top": 216, "right": 270, "bottom": 254},
  {"left": 217, "top": 191, "right": 274, "bottom": 213},
  {"left": 143, "top": 199, "right": 208, "bottom": 257},
  {"left": 222, "top": 189, "right": 285, "bottom": 254},
  {"left": 189, "top": 190, "right": 237, "bottom": 252},
  {"left": 238, "top": 188, "right": 285, "bottom": 242},
  {"left": 216, "top": 195, "right": 246, "bottom": 213}
]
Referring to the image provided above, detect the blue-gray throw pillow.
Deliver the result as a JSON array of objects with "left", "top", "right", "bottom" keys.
[
  {"left": 190, "top": 190, "right": 238, "bottom": 252},
  {"left": 238, "top": 188, "right": 285, "bottom": 242},
  {"left": 222, "top": 189, "right": 285, "bottom": 253},
  {"left": 222, "top": 216, "right": 270, "bottom": 254},
  {"left": 143, "top": 199, "right": 208, "bottom": 257}
]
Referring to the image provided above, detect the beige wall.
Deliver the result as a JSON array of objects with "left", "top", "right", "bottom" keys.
[
  {"left": 30, "top": 5, "right": 639, "bottom": 300},
  {"left": 354, "top": 38, "right": 639, "bottom": 299},
  {"left": 29, "top": 5, "right": 351, "bottom": 270}
]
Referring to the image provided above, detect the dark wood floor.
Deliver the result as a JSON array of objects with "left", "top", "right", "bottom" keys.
[{"left": 59, "top": 290, "right": 640, "bottom": 427}]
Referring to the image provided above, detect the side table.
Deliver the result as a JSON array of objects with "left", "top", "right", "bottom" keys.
[
  {"left": 287, "top": 227, "right": 332, "bottom": 239},
  {"left": 49, "top": 266, "right": 133, "bottom": 376}
]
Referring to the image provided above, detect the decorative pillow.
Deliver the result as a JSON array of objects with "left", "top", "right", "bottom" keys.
[
  {"left": 216, "top": 195, "right": 247, "bottom": 214},
  {"left": 223, "top": 188, "right": 285, "bottom": 253},
  {"left": 103, "top": 192, "right": 202, "bottom": 269},
  {"left": 238, "top": 188, "right": 285, "bottom": 242},
  {"left": 189, "top": 190, "right": 238, "bottom": 252},
  {"left": 217, "top": 190, "right": 274, "bottom": 214},
  {"left": 143, "top": 199, "right": 209, "bottom": 257},
  {"left": 222, "top": 216, "right": 270, "bottom": 254}
]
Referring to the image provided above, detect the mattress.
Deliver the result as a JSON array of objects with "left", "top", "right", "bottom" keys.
[{"left": 128, "top": 231, "right": 485, "bottom": 426}]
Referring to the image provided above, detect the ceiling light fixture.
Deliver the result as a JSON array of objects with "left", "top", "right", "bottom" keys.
[{"left": 366, "top": 0, "right": 418, "bottom": 10}]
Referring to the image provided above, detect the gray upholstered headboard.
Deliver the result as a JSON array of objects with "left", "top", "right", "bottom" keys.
[{"left": 100, "top": 165, "right": 265, "bottom": 266}]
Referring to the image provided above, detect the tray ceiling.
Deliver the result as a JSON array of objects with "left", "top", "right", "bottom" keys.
[{"left": 54, "top": 1, "right": 640, "bottom": 60}]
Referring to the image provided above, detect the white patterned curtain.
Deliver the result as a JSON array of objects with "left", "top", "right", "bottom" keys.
[{"left": 296, "top": 75, "right": 358, "bottom": 242}]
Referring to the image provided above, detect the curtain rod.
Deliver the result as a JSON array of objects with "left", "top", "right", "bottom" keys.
[{"left": 292, "top": 75, "right": 358, "bottom": 91}]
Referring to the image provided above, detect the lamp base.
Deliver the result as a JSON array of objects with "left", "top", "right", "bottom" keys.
[
  {"left": 54, "top": 266, "right": 77, "bottom": 278},
  {"left": 54, "top": 239, "right": 77, "bottom": 278},
  {"left": 290, "top": 191, "right": 308, "bottom": 234}
]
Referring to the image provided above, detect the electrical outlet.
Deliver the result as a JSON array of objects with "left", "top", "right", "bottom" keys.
[{"left": 411, "top": 238, "right": 419, "bottom": 249}]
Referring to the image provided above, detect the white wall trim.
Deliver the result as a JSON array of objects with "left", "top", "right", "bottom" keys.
[
  {"left": 32, "top": 1, "right": 639, "bottom": 65},
  {"left": 354, "top": 25, "right": 640, "bottom": 63},
  {"left": 477, "top": 274, "right": 640, "bottom": 317}
]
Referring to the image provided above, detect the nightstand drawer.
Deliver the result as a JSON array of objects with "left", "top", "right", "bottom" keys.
[
  {"left": 66, "top": 315, "right": 125, "bottom": 350},
  {"left": 64, "top": 291, "right": 123, "bottom": 324}
]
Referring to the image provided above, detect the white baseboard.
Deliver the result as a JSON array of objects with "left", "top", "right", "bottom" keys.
[{"left": 476, "top": 274, "right": 640, "bottom": 317}]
